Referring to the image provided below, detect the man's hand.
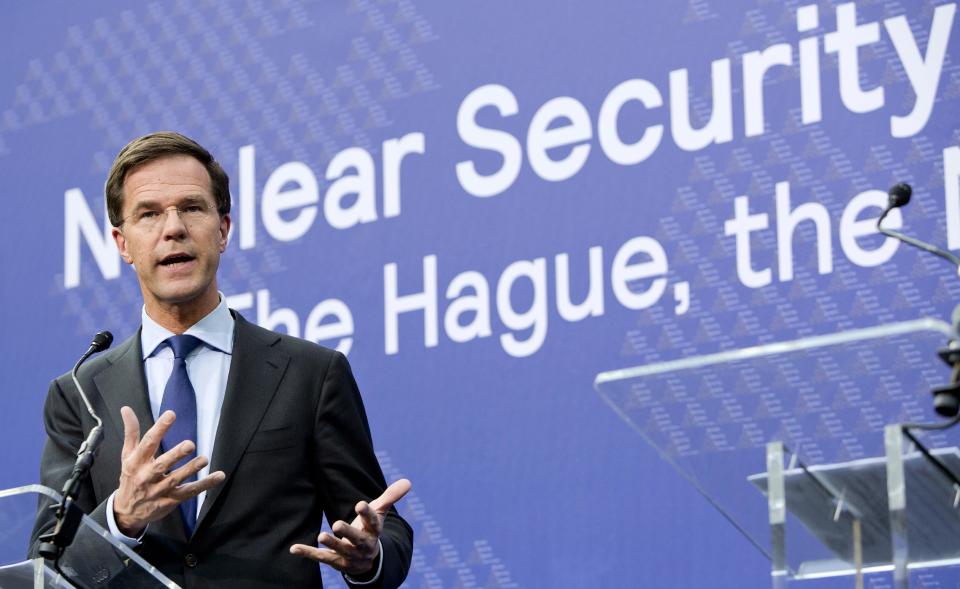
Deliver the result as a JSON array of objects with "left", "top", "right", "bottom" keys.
[
  {"left": 289, "top": 478, "right": 412, "bottom": 577},
  {"left": 113, "top": 406, "right": 226, "bottom": 536}
]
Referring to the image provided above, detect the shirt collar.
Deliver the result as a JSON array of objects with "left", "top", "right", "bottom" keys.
[{"left": 141, "top": 293, "right": 235, "bottom": 359}]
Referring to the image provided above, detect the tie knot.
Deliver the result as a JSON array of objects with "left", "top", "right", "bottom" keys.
[{"left": 166, "top": 334, "right": 203, "bottom": 359}]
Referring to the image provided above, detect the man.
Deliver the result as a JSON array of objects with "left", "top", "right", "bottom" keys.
[{"left": 30, "top": 132, "right": 413, "bottom": 588}]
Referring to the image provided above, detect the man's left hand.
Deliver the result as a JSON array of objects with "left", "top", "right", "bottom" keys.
[{"left": 289, "top": 478, "right": 412, "bottom": 576}]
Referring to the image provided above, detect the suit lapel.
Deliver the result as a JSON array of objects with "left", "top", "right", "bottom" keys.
[
  {"left": 93, "top": 331, "right": 154, "bottom": 444},
  {"left": 195, "top": 314, "right": 290, "bottom": 531}
]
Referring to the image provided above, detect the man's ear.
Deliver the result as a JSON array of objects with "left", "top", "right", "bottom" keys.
[
  {"left": 112, "top": 227, "right": 134, "bottom": 265},
  {"left": 219, "top": 214, "right": 231, "bottom": 252}
]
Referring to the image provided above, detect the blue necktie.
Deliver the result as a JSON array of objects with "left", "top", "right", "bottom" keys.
[{"left": 159, "top": 334, "right": 203, "bottom": 536}]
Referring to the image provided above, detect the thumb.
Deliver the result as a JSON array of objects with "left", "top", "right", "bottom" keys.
[
  {"left": 369, "top": 479, "right": 412, "bottom": 513},
  {"left": 120, "top": 406, "right": 140, "bottom": 461}
]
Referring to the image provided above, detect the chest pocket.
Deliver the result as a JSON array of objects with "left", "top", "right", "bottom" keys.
[{"left": 246, "top": 425, "right": 296, "bottom": 454}]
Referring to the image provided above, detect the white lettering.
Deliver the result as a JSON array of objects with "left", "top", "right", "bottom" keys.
[
  {"left": 724, "top": 196, "right": 772, "bottom": 289},
  {"left": 382, "top": 132, "right": 425, "bottom": 218},
  {"left": 797, "top": 5, "right": 823, "bottom": 124},
  {"left": 946, "top": 146, "right": 960, "bottom": 250},
  {"left": 64, "top": 188, "right": 120, "bottom": 288},
  {"left": 384, "top": 255, "right": 438, "bottom": 355},
  {"left": 610, "top": 237, "right": 668, "bottom": 309},
  {"left": 325, "top": 147, "right": 377, "bottom": 230},
  {"left": 824, "top": 3, "right": 884, "bottom": 113},
  {"left": 455, "top": 84, "right": 522, "bottom": 197},
  {"left": 597, "top": 79, "right": 664, "bottom": 165},
  {"left": 669, "top": 58, "right": 734, "bottom": 151},
  {"left": 304, "top": 298, "right": 354, "bottom": 355},
  {"left": 555, "top": 247, "right": 604, "bottom": 322},
  {"left": 527, "top": 97, "right": 592, "bottom": 182},
  {"left": 238, "top": 144, "right": 256, "bottom": 250},
  {"left": 444, "top": 270, "right": 492, "bottom": 343},
  {"left": 743, "top": 44, "right": 792, "bottom": 137},
  {"left": 496, "top": 258, "right": 548, "bottom": 358},
  {"left": 776, "top": 181, "right": 832, "bottom": 281},
  {"left": 261, "top": 162, "right": 319, "bottom": 242},
  {"left": 885, "top": 4, "right": 956, "bottom": 138},
  {"left": 839, "top": 189, "right": 901, "bottom": 267}
]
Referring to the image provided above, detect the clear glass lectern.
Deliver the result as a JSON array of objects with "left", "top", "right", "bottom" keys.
[
  {"left": 0, "top": 484, "right": 180, "bottom": 588},
  {"left": 594, "top": 319, "right": 960, "bottom": 587}
]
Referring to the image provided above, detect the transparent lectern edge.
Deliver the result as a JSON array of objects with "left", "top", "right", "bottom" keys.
[
  {"left": 0, "top": 484, "right": 61, "bottom": 502},
  {"left": 793, "top": 555, "right": 960, "bottom": 581},
  {"left": 593, "top": 318, "right": 953, "bottom": 386},
  {"left": 746, "top": 447, "right": 960, "bottom": 487},
  {"left": 593, "top": 375, "right": 777, "bottom": 564},
  {"left": 0, "top": 485, "right": 181, "bottom": 589}
]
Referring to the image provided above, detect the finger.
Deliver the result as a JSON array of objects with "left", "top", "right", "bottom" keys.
[
  {"left": 289, "top": 544, "right": 347, "bottom": 569},
  {"left": 164, "top": 454, "right": 208, "bottom": 486},
  {"left": 353, "top": 501, "right": 382, "bottom": 537},
  {"left": 120, "top": 406, "right": 140, "bottom": 461},
  {"left": 135, "top": 410, "right": 176, "bottom": 460},
  {"left": 170, "top": 470, "right": 226, "bottom": 500},
  {"left": 369, "top": 478, "right": 412, "bottom": 512},
  {"left": 318, "top": 530, "right": 359, "bottom": 555},
  {"left": 333, "top": 519, "right": 376, "bottom": 549},
  {"left": 154, "top": 439, "right": 197, "bottom": 473}
]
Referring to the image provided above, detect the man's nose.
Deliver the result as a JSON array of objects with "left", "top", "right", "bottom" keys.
[{"left": 159, "top": 207, "right": 189, "bottom": 237}]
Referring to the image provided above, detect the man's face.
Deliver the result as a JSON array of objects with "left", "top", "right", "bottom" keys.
[{"left": 112, "top": 154, "right": 230, "bottom": 315}]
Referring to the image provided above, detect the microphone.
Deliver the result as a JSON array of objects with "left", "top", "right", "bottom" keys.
[
  {"left": 887, "top": 182, "right": 912, "bottom": 209},
  {"left": 90, "top": 330, "right": 113, "bottom": 353},
  {"left": 38, "top": 331, "right": 113, "bottom": 561},
  {"left": 877, "top": 182, "right": 960, "bottom": 274}
]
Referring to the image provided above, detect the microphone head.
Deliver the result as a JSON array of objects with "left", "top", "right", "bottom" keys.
[
  {"left": 91, "top": 331, "right": 114, "bottom": 352},
  {"left": 887, "top": 182, "right": 912, "bottom": 208}
]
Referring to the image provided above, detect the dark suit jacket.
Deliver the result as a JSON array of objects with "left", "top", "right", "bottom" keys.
[{"left": 30, "top": 312, "right": 413, "bottom": 588}]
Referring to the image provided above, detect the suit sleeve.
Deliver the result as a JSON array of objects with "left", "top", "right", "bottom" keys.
[{"left": 313, "top": 351, "right": 413, "bottom": 589}]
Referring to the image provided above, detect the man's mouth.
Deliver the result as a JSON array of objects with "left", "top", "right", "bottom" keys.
[{"left": 159, "top": 253, "right": 196, "bottom": 267}]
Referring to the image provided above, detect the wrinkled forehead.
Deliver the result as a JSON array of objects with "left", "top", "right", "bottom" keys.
[{"left": 122, "top": 154, "right": 213, "bottom": 210}]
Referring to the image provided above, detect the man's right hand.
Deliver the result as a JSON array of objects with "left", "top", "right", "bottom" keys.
[{"left": 113, "top": 406, "right": 226, "bottom": 537}]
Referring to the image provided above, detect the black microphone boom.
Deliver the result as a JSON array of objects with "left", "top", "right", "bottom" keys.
[{"left": 877, "top": 183, "right": 960, "bottom": 272}]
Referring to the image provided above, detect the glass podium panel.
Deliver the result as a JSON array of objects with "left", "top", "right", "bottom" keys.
[
  {"left": 884, "top": 424, "right": 960, "bottom": 589},
  {"left": 594, "top": 319, "right": 960, "bottom": 584},
  {"left": 0, "top": 485, "right": 180, "bottom": 589}
]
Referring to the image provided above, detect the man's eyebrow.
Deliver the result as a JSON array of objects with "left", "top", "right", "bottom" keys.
[
  {"left": 129, "top": 199, "right": 159, "bottom": 213},
  {"left": 130, "top": 195, "right": 209, "bottom": 211}
]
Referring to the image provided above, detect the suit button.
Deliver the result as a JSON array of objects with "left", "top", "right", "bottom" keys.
[{"left": 185, "top": 553, "right": 199, "bottom": 568}]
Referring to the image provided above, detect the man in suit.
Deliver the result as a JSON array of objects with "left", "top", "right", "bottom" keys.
[{"left": 31, "top": 132, "right": 413, "bottom": 588}]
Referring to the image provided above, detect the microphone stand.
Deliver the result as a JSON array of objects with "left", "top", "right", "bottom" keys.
[
  {"left": 876, "top": 184, "right": 960, "bottom": 424},
  {"left": 37, "top": 333, "right": 112, "bottom": 572},
  {"left": 872, "top": 184, "right": 960, "bottom": 545}
]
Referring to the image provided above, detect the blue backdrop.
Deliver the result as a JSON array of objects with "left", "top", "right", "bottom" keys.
[{"left": 2, "top": 1, "right": 960, "bottom": 587}]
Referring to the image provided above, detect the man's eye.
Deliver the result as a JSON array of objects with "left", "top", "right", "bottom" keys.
[
  {"left": 183, "top": 204, "right": 205, "bottom": 213},
  {"left": 139, "top": 211, "right": 160, "bottom": 220}
]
